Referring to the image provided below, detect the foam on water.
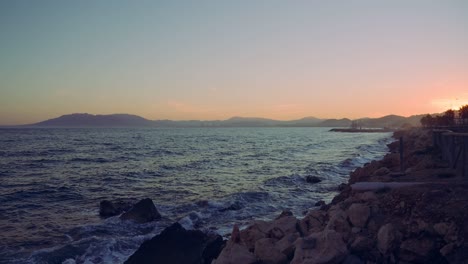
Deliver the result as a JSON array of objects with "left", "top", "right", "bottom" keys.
[{"left": 0, "top": 127, "right": 393, "bottom": 263}]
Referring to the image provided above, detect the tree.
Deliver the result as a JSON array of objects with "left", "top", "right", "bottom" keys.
[
  {"left": 420, "top": 114, "right": 434, "bottom": 127},
  {"left": 460, "top": 105, "right": 468, "bottom": 125},
  {"left": 442, "top": 109, "right": 455, "bottom": 126}
]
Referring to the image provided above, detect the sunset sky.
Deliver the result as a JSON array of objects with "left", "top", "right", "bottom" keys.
[{"left": 1, "top": 1, "right": 467, "bottom": 125}]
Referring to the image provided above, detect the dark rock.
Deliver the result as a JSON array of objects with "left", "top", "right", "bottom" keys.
[
  {"left": 99, "top": 199, "right": 134, "bottom": 217},
  {"left": 305, "top": 176, "right": 322, "bottom": 184},
  {"left": 125, "top": 222, "right": 225, "bottom": 264},
  {"left": 315, "top": 200, "right": 326, "bottom": 207},
  {"left": 120, "top": 198, "right": 161, "bottom": 223}
]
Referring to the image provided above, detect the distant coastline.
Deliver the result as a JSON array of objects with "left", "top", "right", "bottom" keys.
[{"left": 4, "top": 113, "right": 424, "bottom": 128}]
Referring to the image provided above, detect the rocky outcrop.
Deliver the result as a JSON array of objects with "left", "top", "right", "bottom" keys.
[
  {"left": 120, "top": 198, "right": 161, "bottom": 223},
  {"left": 305, "top": 176, "right": 322, "bottom": 184},
  {"left": 125, "top": 222, "right": 224, "bottom": 264},
  {"left": 99, "top": 199, "right": 134, "bottom": 217},
  {"left": 212, "top": 128, "right": 468, "bottom": 264}
]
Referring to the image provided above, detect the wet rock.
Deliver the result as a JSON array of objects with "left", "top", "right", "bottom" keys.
[
  {"left": 125, "top": 222, "right": 224, "bottom": 264},
  {"left": 120, "top": 198, "right": 161, "bottom": 223},
  {"left": 347, "top": 203, "right": 370, "bottom": 228},
  {"left": 99, "top": 199, "right": 133, "bottom": 217},
  {"left": 254, "top": 238, "right": 288, "bottom": 264},
  {"left": 377, "top": 223, "right": 400, "bottom": 255},
  {"left": 315, "top": 200, "right": 326, "bottom": 207},
  {"left": 291, "top": 230, "right": 348, "bottom": 264},
  {"left": 305, "top": 176, "right": 322, "bottom": 184}
]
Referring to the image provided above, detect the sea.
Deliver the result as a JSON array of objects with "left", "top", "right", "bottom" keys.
[{"left": 0, "top": 127, "right": 392, "bottom": 264}]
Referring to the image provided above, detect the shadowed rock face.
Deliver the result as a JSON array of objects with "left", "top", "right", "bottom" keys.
[
  {"left": 120, "top": 198, "right": 161, "bottom": 223},
  {"left": 125, "top": 223, "right": 224, "bottom": 264}
]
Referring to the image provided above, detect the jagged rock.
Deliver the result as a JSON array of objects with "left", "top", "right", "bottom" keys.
[
  {"left": 239, "top": 220, "right": 269, "bottom": 251},
  {"left": 347, "top": 203, "right": 370, "bottom": 228},
  {"left": 99, "top": 199, "right": 133, "bottom": 217},
  {"left": 254, "top": 238, "right": 288, "bottom": 264},
  {"left": 213, "top": 226, "right": 257, "bottom": 264},
  {"left": 120, "top": 198, "right": 161, "bottom": 223},
  {"left": 356, "top": 191, "right": 377, "bottom": 202},
  {"left": 269, "top": 215, "right": 298, "bottom": 239},
  {"left": 276, "top": 232, "right": 300, "bottom": 258},
  {"left": 291, "top": 230, "right": 348, "bottom": 264},
  {"left": 276, "top": 210, "right": 293, "bottom": 219},
  {"left": 299, "top": 210, "right": 326, "bottom": 236},
  {"left": 377, "top": 223, "right": 400, "bottom": 255},
  {"left": 125, "top": 222, "right": 224, "bottom": 264},
  {"left": 399, "top": 237, "right": 435, "bottom": 262},
  {"left": 306, "top": 176, "right": 322, "bottom": 184}
]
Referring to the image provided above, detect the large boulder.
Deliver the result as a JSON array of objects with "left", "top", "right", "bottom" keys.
[
  {"left": 239, "top": 220, "right": 269, "bottom": 251},
  {"left": 347, "top": 203, "right": 370, "bottom": 228},
  {"left": 299, "top": 210, "right": 326, "bottom": 236},
  {"left": 306, "top": 176, "right": 322, "bottom": 184},
  {"left": 120, "top": 198, "right": 161, "bottom": 223},
  {"left": 377, "top": 223, "right": 400, "bottom": 255},
  {"left": 125, "top": 223, "right": 224, "bottom": 264},
  {"left": 291, "top": 229, "right": 348, "bottom": 264},
  {"left": 254, "top": 238, "right": 288, "bottom": 264}
]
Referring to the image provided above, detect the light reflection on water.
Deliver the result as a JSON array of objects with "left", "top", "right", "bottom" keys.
[{"left": 0, "top": 127, "right": 392, "bottom": 263}]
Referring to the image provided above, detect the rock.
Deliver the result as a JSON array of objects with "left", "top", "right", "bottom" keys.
[
  {"left": 212, "top": 242, "right": 257, "bottom": 264},
  {"left": 356, "top": 191, "right": 377, "bottom": 202},
  {"left": 254, "top": 238, "right": 288, "bottom": 264},
  {"left": 299, "top": 210, "right": 326, "bottom": 236},
  {"left": 269, "top": 215, "right": 298, "bottom": 239},
  {"left": 342, "top": 254, "right": 365, "bottom": 264},
  {"left": 306, "top": 176, "right": 322, "bottom": 184},
  {"left": 399, "top": 237, "right": 435, "bottom": 263},
  {"left": 239, "top": 220, "right": 269, "bottom": 251},
  {"left": 99, "top": 199, "right": 133, "bottom": 217},
  {"left": 377, "top": 223, "right": 400, "bottom": 255},
  {"left": 347, "top": 203, "right": 370, "bottom": 228},
  {"left": 315, "top": 200, "right": 326, "bottom": 207},
  {"left": 440, "top": 242, "right": 455, "bottom": 256},
  {"left": 276, "top": 210, "right": 293, "bottom": 219},
  {"left": 350, "top": 236, "right": 374, "bottom": 252},
  {"left": 433, "top": 222, "right": 450, "bottom": 236},
  {"left": 326, "top": 208, "right": 351, "bottom": 239},
  {"left": 125, "top": 222, "right": 224, "bottom": 264},
  {"left": 120, "top": 198, "right": 161, "bottom": 223},
  {"left": 276, "top": 232, "right": 300, "bottom": 258},
  {"left": 291, "top": 230, "right": 348, "bottom": 264},
  {"left": 373, "top": 167, "right": 390, "bottom": 176},
  {"left": 213, "top": 227, "right": 257, "bottom": 264}
]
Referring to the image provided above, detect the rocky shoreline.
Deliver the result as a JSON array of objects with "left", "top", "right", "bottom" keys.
[{"left": 124, "top": 128, "right": 468, "bottom": 264}]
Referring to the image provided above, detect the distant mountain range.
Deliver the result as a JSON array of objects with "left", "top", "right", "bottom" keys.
[{"left": 17, "top": 113, "right": 425, "bottom": 128}]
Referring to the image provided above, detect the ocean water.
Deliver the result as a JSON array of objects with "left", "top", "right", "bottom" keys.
[{"left": 0, "top": 127, "right": 392, "bottom": 264}]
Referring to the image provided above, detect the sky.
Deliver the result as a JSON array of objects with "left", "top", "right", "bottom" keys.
[{"left": 1, "top": 0, "right": 467, "bottom": 125}]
